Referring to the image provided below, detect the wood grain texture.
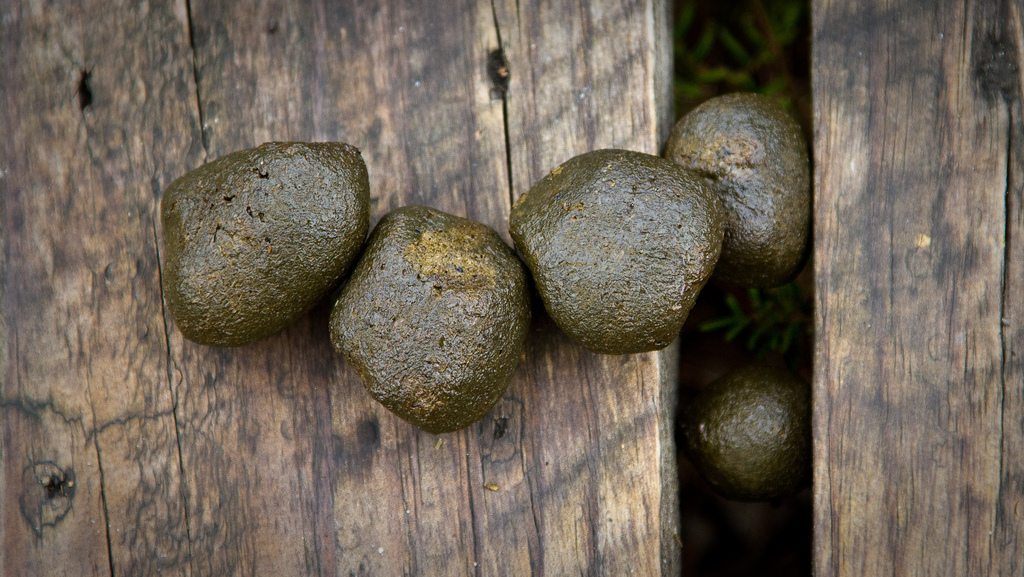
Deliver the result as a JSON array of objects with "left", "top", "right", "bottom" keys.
[
  {"left": 493, "top": 1, "right": 678, "bottom": 574},
  {"left": 3, "top": 1, "right": 677, "bottom": 576},
  {"left": 1, "top": 1, "right": 200, "bottom": 575},
  {"left": 813, "top": 0, "right": 1023, "bottom": 574}
]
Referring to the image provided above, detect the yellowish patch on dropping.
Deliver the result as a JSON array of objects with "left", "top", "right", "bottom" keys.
[
  {"left": 915, "top": 234, "right": 931, "bottom": 248},
  {"left": 399, "top": 374, "right": 444, "bottom": 420},
  {"left": 550, "top": 165, "right": 564, "bottom": 176},
  {"left": 484, "top": 483, "right": 499, "bottom": 491},
  {"left": 512, "top": 191, "right": 528, "bottom": 209},
  {"left": 403, "top": 225, "right": 497, "bottom": 290},
  {"left": 686, "top": 134, "right": 763, "bottom": 173}
]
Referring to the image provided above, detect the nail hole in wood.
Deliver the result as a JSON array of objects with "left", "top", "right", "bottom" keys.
[
  {"left": 487, "top": 48, "right": 510, "bottom": 94},
  {"left": 42, "top": 472, "right": 75, "bottom": 500},
  {"left": 493, "top": 416, "right": 508, "bottom": 440},
  {"left": 75, "top": 68, "right": 93, "bottom": 111}
]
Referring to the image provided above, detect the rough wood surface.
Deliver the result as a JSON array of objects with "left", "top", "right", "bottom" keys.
[
  {"left": 1, "top": 2, "right": 199, "bottom": 576},
  {"left": 1, "top": 1, "right": 678, "bottom": 575},
  {"left": 813, "top": 0, "right": 1024, "bottom": 574}
]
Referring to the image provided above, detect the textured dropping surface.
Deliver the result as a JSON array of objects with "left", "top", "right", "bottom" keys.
[
  {"left": 161, "top": 141, "right": 370, "bottom": 346},
  {"left": 682, "top": 366, "right": 811, "bottom": 501},
  {"left": 665, "top": 93, "right": 810, "bottom": 288},
  {"left": 509, "top": 149, "right": 724, "bottom": 355},
  {"left": 330, "top": 206, "right": 531, "bottom": 434}
]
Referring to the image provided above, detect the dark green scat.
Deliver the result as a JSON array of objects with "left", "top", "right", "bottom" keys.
[
  {"left": 329, "top": 206, "right": 531, "bottom": 434},
  {"left": 161, "top": 141, "right": 370, "bottom": 347},
  {"left": 509, "top": 149, "right": 724, "bottom": 355},
  {"left": 681, "top": 365, "right": 811, "bottom": 502},
  {"left": 665, "top": 93, "right": 811, "bottom": 288}
]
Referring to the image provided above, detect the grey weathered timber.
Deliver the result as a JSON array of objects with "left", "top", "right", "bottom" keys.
[{"left": 813, "top": 0, "right": 1024, "bottom": 574}]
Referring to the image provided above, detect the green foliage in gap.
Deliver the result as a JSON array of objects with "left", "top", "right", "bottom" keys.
[
  {"left": 699, "top": 283, "right": 812, "bottom": 371},
  {"left": 674, "top": 0, "right": 813, "bottom": 371},
  {"left": 673, "top": 0, "right": 807, "bottom": 115}
]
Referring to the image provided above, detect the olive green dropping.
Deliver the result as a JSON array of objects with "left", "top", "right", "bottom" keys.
[
  {"left": 509, "top": 149, "right": 724, "bottom": 355},
  {"left": 329, "top": 206, "right": 531, "bottom": 434},
  {"left": 681, "top": 365, "right": 811, "bottom": 501},
  {"left": 161, "top": 141, "right": 370, "bottom": 347},
  {"left": 665, "top": 93, "right": 810, "bottom": 288}
]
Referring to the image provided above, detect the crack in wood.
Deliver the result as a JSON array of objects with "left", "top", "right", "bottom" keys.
[
  {"left": 94, "top": 436, "right": 117, "bottom": 577},
  {"left": 523, "top": 451, "right": 544, "bottom": 574},
  {"left": 464, "top": 434, "right": 483, "bottom": 575},
  {"left": 152, "top": 218, "right": 195, "bottom": 575},
  {"left": 0, "top": 396, "right": 85, "bottom": 428},
  {"left": 490, "top": 0, "right": 515, "bottom": 209},
  {"left": 397, "top": 445, "right": 418, "bottom": 577},
  {"left": 996, "top": 82, "right": 1023, "bottom": 558},
  {"left": 74, "top": 242, "right": 118, "bottom": 576},
  {"left": 184, "top": 0, "right": 209, "bottom": 159},
  {"left": 311, "top": 382, "right": 339, "bottom": 577},
  {"left": 1, "top": 395, "right": 180, "bottom": 449}
]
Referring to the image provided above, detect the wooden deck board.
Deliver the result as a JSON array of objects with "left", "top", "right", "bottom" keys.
[
  {"left": 1, "top": 1, "right": 678, "bottom": 575},
  {"left": 813, "top": 0, "right": 1023, "bottom": 574},
  {"left": 1, "top": 2, "right": 198, "bottom": 575}
]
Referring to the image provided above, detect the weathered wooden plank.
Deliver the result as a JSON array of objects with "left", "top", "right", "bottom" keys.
[
  {"left": 178, "top": 0, "right": 677, "bottom": 575},
  {"left": 174, "top": 2, "right": 509, "bottom": 575},
  {"left": 493, "top": 1, "right": 678, "bottom": 574},
  {"left": 813, "top": 0, "right": 1023, "bottom": 574},
  {"left": 3, "top": 1, "right": 676, "bottom": 575},
  {"left": 994, "top": 3, "right": 1024, "bottom": 574},
  {"left": 1, "top": 1, "right": 200, "bottom": 576},
  {"left": 997, "top": 71, "right": 1024, "bottom": 577}
]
